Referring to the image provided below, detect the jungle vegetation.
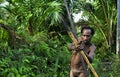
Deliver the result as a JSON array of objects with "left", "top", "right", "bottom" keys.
[{"left": 0, "top": 0, "right": 119, "bottom": 77}]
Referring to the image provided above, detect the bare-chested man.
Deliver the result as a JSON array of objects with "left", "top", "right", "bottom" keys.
[{"left": 68, "top": 26, "right": 96, "bottom": 77}]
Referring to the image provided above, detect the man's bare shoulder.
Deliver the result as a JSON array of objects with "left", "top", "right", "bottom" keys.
[
  {"left": 90, "top": 43, "right": 96, "bottom": 50},
  {"left": 91, "top": 43, "right": 96, "bottom": 47}
]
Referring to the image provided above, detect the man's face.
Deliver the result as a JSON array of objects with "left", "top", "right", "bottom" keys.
[{"left": 81, "top": 29, "right": 92, "bottom": 42}]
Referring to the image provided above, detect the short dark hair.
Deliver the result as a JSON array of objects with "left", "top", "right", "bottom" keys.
[{"left": 81, "top": 26, "right": 95, "bottom": 35}]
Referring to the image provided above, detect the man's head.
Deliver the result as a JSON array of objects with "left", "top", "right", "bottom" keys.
[{"left": 81, "top": 26, "right": 95, "bottom": 42}]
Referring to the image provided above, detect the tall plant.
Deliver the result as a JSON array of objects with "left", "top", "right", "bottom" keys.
[
  {"left": 117, "top": 0, "right": 120, "bottom": 55},
  {"left": 72, "top": 0, "right": 117, "bottom": 52},
  {"left": 1, "top": 0, "right": 64, "bottom": 34},
  {"left": 0, "top": 0, "right": 66, "bottom": 48}
]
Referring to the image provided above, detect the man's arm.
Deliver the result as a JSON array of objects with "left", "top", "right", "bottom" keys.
[
  {"left": 68, "top": 43, "right": 76, "bottom": 51},
  {"left": 85, "top": 44, "right": 96, "bottom": 63},
  {"left": 68, "top": 37, "right": 83, "bottom": 51}
]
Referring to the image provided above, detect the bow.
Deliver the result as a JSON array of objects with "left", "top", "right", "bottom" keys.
[{"left": 63, "top": 0, "right": 98, "bottom": 77}]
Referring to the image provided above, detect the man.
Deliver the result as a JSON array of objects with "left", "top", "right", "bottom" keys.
[{"left": 68, "top": 26, "right": 96, "bottom": 77}]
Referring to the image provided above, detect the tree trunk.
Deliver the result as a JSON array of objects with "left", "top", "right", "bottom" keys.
[{"left": 116, "top": 0, "right": 120, "bottom": 55}]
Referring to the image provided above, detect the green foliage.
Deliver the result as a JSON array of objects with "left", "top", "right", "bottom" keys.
[
  {"left": 90, "top": 54, "right": 120, "bottom": 77},
  {"left": 0, "top": 31, "right": 71, "bottom": 77},
  {"left": 111, "top": 56, "right": 120, "bottom": 76},
  {"left": 91, "top": 56, "right": 112, "bottom": 77},
  {"left": 0, "top": 0, "right": 64, "bottom": 35},
  {"left": 0, "top": 0, "right": 119, "bottom": 77},
  {"left": 0, "top": 28, "right": 9, "bottom": 52}
]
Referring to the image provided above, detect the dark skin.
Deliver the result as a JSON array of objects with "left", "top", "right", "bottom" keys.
[{"left": 68, "top": 28, "right": 96, "bottom": 77}]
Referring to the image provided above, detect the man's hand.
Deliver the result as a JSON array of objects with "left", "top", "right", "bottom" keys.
[{"left": 75, "top": 44, "right": 84, "bottom": 52}]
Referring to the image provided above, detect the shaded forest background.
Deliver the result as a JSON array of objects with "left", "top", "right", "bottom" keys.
[{"left": 0, "top": 0, "right": 119, "bottom": 77}]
